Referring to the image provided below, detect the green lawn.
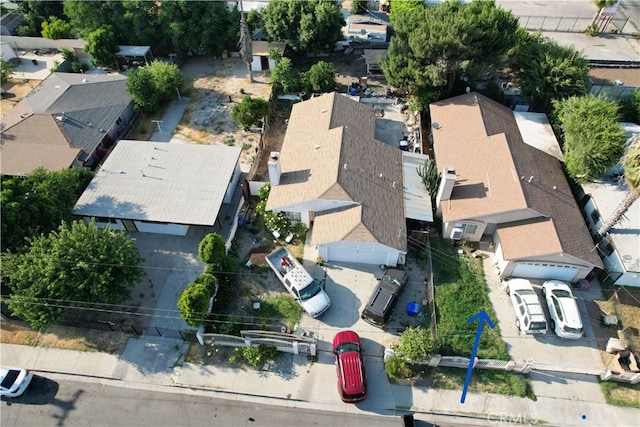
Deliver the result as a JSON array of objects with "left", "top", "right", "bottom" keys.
[
  {"left": 426, "top": 367, "right": 535, "bottom": 400},
  {"left": 429, "top": 238, "right": 508, "bottom": 360}
]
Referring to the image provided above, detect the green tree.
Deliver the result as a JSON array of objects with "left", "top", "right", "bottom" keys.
[
  {"left": 598, "top": 135, "right": 640, "bottom": 237},
  {"left": 553, "top": 95, "right": 627, "bottom": 183},
  {"left": 351, "top": 0, "right": 368, "bottom": 14},
  {"left": 417, "top": 158, "right": 441, "bottom": 206},
  {"left": 619, "top": 89, "right": 640, "bottom": 124},
  {"left": 231, "top": 96, "right": 270, "bottom": 131},
  {"left": 1, "top": 167, "right": 94, "bottom": 253},
  {"left": 239, "top": 1, "right": 254, "bottom": 83},
  {"left": 394, "top": 326, "right": 437, "bottom": 362},
  {"left": 3, "top": 221, "right": 144, "bottom": 331},
  {"left": 158, "top": 1, "right": 240, "bottom": 56},
  {"left": 41, "top": 16, "right": 72, "bottom": 39},
  {"left": 263, "top": 0, "right": 345, "bottom": 53},
  {"left": 381, "top": 0, "right": 518, "bottom": 95},
  {"left": 303, "top": 61, "right": 337, "bottom": 93},
  {"left": 18, "top": 0, "right": 66, "bottom": 37},
  {"left": 177, "top": 282, "right": 212, "bottom": 327},
  {"left": 1, "top": 58, "right": 13, "bottom": 85},
  {"left": 198, "top": 233, "right": 227, "bottom": 266},
  {"left": 126, "top": 60, "right": 183, "bottom": 113},
  {"left": 63, "top": 0, "right": 127, "bottom": 40},
  {"left": 270, "top": 56, "right": 297, "bottom": 94},
  {"left": 85, "top": 26, "right": 120, "bottom": 68},
  {"left": 509, "top": 30, "right": 588, "bottom": 112}
]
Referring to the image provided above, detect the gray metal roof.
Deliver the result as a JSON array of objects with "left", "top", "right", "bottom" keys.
[{"left": 73, "top": 140, "right": 241, "bottom": 225}]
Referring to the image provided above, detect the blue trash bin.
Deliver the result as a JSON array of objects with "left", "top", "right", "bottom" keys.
[{"left": 406, "top": 302, "right": 419, "bottom": 317}]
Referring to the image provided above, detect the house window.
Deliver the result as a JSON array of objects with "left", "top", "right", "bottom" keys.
[
  {"left": 94, "top": 216, "right": 118, "bottom": 224},
  {"left": 463, "top": 224, "right": 478, "bottom": 235},
  {"left": 283, "top": 211, "right": 302, "bottom": 222}
]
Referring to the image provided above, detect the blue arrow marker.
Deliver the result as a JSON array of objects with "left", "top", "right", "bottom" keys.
[{"left": 460, "top": 310, "right": 495, "bottom": 404}]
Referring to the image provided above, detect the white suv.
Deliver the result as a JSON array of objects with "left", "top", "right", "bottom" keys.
[
  {"left": 542, "top": 280, "right": 584, "bottom": 339},
  {"left": 506, "top": 279, "right": 548, "bottom": 334}
]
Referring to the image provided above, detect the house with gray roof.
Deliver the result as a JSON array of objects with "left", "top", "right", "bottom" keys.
[
  {"left": 579, "top": 123, "right": 640, "bottom": 287},
  {"left": 72, "top": 140, "right": 242, "bottom": 236},
  {"left": 1, "top": 72, "right": 135, "bottom": 176},
  {"left": 430, "top": 92, "right": 603, "bottom": 283},
  {"left": 266, "top": 92, "right": 422, "bottom": 266}
]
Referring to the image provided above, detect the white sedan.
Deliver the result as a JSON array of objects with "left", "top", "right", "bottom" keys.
[
  {"left": 542, "top": 280, "right": 584, "bottom": 339},
  {"left": 1, "top": 367, "right": 33, "bottom": 398}
]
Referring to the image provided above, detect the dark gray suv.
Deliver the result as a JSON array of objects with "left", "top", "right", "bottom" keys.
[{"left": 361, "top": 268, "right": 408, "bottom": 328}]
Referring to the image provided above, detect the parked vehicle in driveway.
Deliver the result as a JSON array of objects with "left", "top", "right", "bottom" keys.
[
  {"left": 361, "top": 268, "right": 408, "bottom": 328},
  {"left": 542, "top": 280, "right": 584, "bottom": 339},
  {"left": 506, "top": 278, "right": 548, "bottom": 334},
  {"left": 265, "top": 246, "right": 331, "bottom": 318},
  {"left": 333, "top": 330, "right": 367, "bottom": 403},
  {"left": 1, "top": 367, "right": 33, "bottom": 398}
]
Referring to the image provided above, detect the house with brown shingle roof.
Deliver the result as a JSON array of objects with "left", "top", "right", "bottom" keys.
[
  {"left": 430, "top": 92, "right": 603, "bottom": 283},
  {"left": 266, "top": 92, "right": 409, "bottom": 266},
  {"left": 1, "top": 72, "right": 134, "bottom": 176}
]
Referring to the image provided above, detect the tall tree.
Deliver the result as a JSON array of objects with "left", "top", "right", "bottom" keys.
[
  {"left": 64, "top": 0, "right": 127, "bottom": 40},
  {"left": 417, "top": 158, "right": 441, "bottom": 206},
  {"left": 509, "top": 30, "right": 588, "bottom": 112},
  {"left": 84, "top": 26, "right": 120, "bottom": 68},
  {"left": 126, "top": 60, "right": 183, "bottom": 113},
  {"left": 41, "top": 16, "right": 72, "bottom": 39},
  {"left": 3, "top": 221, "right": 144, "bottom": 331},
  {"left": 619, "top": 88, "right": 640, "bottom": 124},
  {"left": 381, "top": 0, "right": 519, "bottom": 95},
  {"left": 239, "top": 1, "right": 254, "bottom": 83},
  {"left": 18, "top": 0, "right": 65, "bottom": 37},
  {"left": 158, "top": 1, "right": 239, "bottom": 57},
  {"left": 351, "top": 0, "right": 368, "bottom": 14},
  {"left": 598, "top": 135, "right": 640, "bottom": 237},
  {"left": 263, "top": 0, "right": 345, "bottom": 53},
  {"left": 178, "top": 281, "right": 213, "bottom": 328},
  {"left": 1, "top": 58, "right": 13, "bottom": 85},
  {"left": 553, "top": 95, "right": 627, "bottom": 183},
  {"left": 303, "top": 61, "right": 337, "bottom": 93},
  {"left": 1, "top": 167, "right": 94, "bottom": 253}
]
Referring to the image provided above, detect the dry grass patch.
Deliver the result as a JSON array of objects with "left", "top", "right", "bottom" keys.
[{"left": 1, "top": 321, "right": 128, "bottom": 354}]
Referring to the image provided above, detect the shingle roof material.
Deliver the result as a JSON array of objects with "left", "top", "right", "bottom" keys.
[
  {"left": 431, "top": 92, "right": 602, "bottom": 269},
  {"left": 267, "top": 93, "right": 406, "bottom": 252}
]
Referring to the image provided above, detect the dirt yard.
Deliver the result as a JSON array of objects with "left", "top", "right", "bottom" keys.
[{"left": 1, "top": 78, "right": 41, "bottom": 118}]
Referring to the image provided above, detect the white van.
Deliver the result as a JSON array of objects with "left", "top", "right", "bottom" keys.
[{"left": 506, "top": 279, "right": 548, "bottom": 334}]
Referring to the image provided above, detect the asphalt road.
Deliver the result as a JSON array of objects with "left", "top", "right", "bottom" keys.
[{"left": 0, "top": 377, "right": 426, "bottom": 427}]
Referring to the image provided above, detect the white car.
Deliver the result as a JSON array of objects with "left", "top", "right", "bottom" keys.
[
  {"left": 506, "top": 278, "right": 548, "bottom": 334},
  {"left": 0, "top": 367, "right": 33, "bottom": 398},
  {"left": 542, "top": 280, "right": 584, "bottom": 339}
]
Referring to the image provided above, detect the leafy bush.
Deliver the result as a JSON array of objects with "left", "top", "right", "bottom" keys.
[
  {"left": 231, "top": 96, "right": 270, "bottom": 131},
  {"left": 198, "top": 233, "right": 226, "bottom": 265},
  {"left": 302, "top": 61, "right": 337, "bottom": 93},
  {"left": 194, "top": 273, "right": 218, "bottom": 293},
  {"left": 385, "top": 355, "right": 412, "bottom": 381},
  {"left": 229, "top": 344, "right": 278, "bottom": 368},
  {"left": 395, "top": 327, "right": 438, "bottom": 362},
  {"left": 177, "top": 282, "right": 212, "bottom": 327}
]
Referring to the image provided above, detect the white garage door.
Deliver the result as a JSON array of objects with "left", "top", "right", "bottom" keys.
[
  {"left": 511, "top": 262, "right": 579, "bottom": 281},
  {"left": 327, "top": 246, "right": 390, "bottom": 265}
]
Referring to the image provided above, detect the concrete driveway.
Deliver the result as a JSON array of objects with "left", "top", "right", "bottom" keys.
[{"left": 299, "top": 253, "right": 429, "bottom": 358}]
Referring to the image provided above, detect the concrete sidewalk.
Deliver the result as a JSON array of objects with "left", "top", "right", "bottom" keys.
[{"left": 3, "top": 339, "right": 640, "bottom": 426}]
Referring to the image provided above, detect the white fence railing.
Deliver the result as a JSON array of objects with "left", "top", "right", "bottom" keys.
[
  {"left": 197, "top": 329, "right": 317, "bottom": 356},
  {"left": 388, "top": 352, "right": 640, "bottom": 384}
]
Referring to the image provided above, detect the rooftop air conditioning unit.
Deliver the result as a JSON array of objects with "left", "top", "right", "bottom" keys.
[{"left": 450, "top": 227, "right": 464, "bottom": 240}]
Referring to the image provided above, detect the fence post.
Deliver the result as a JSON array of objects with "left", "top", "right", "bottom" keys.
[
  {"left": 292, "top": 341, "right": 299, "bottom": 355},
  {"left": 310, "top": 343, "right": 316, "bottom": 357}
]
